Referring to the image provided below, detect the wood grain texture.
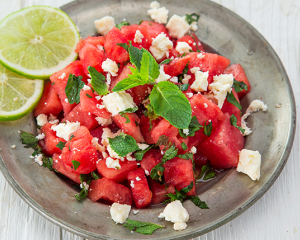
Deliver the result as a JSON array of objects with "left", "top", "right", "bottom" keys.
[{"left": 0, "top": 0, "right": 299, "bottom": 239}]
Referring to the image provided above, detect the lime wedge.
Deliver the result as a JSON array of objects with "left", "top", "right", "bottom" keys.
[
  {"left": 0, "top": 64, "right": 43, "bottom": 121},
  {"left": 0, "top": 6, "right": 80, "bottom": 79}
]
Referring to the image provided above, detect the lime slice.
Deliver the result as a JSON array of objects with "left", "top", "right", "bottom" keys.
[
  {"left": 0, "top": 64, "right": 43, "bottom": 121},
  {"left": 0, "top": 6, "right": 80, "bottom": 79}
]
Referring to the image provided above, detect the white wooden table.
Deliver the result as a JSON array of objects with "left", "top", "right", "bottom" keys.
[{"left": 1, "top": 0, "right": 299, "bottom": 239}]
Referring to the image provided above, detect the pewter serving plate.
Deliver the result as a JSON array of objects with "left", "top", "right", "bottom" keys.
[{"left": 0, "top": 0, "right": 296, "bottom": 239}]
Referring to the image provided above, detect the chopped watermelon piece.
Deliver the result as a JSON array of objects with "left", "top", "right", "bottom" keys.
[
  {"left": 127, "top": 84, "right": 151, "bottom": 105},
  {"left": 75, "top": 36, "right": 105, "bottom": 53},
  {"left": 140, "top": 20, "right": 170, "bottom": 39},
  {"left": 90, "top": 127, "right": 104, "bottom": 141},
  {"left": 110, "top": 63, "right": 133, "bottom": 90},
  {"left": 127, "top": 168, "right": 152, "bottom": 208},
  {"left": 221, "top": 89, "right": 241, "bottom": 126},
  {"left": 163, "top": 55, "right": 191, "bottom": 77},
  {"left": 224, "top": 63, "right": 251, "bottom": 99},
  {"left": 139, "top": 115, "right": 160, "bottom": 144},
  {"left": 198, "top": 114, "right": 245, "bottom": 169},
  {"left": 121, "top": 24, "right": 152, "bottom": 50},
  {"left": 193, "top": 151, "right": 208, "bottom": 167},
  {"left": 34, "top": 82, "right": 63, "bottom": 117},
  {"left": 148, "top": 179, "right": 175, "bottom": 204},
  {"left": 177, "top": 33, "right": 205, "bottom": 52},
  {"left": 164, "top": 157, "right": 196, "bottom": 196},
  {"left": 89, "top": 178, "right": 132, "bottom": 205},
  {"left": 97, "top": 158, "right": 138, "bottom": 183},
  {"left": 140, "top": 149, "right": 162, "bottom": 175}
]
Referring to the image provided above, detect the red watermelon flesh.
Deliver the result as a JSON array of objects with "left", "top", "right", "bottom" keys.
[
  {"left": 148, "top": 179, "right": 175, "bottom": 204},
  {"left": 50, "top": 61, "right": 87, "bottom": 116},
  {"left": 193, "top": 151, "right": 208, "bottom": 167},
  {"left": 127, "top": 168, "right": 152, "bottom": 208},
  {"left": 139, "top": 20, "right": 170, "bottom": 39},
  {"left": 221, "top": 88, "right": 241, "bottom": 126},
  {"left": 198, "top": 113, "right": 245, "bottom": 169},
  {"left": 89, "top": 178, "right": 132, "bottom": 205},
  {"left": 39, "top": 123, "right": 66, "bottom": 156},
  {"left": 178, "top": 130, "right": 207, "bottom": 154},
  {"left": 52, "top": 153, "right": 81, "bottom": 184},
  {"left": 110, "top": 63, "right": 134, "bottom": 90},
  {"left": 62, "top": 104, "right": 99, "bottom": 130},
  {"left": 104, "top": 27, "right": 129, "bottom": 63},
  {"left": 75, "top": 36, "right": 105, "bottom": 53},
  {"left": 121, "top": 24, "right": 152, "bottom": 50},
  {"left": 79, "top": 43, "right": 106, "bottom": 76},
  {"left": 224, "top": 63, "right": 251, "bottom": 99},
  {"left": 97, "top": 158, "right": 138, "bottom": 183},
  {"left": 140, "top": 149, "right": 162, "bottom": 175},
  {"left": 139, "top": 115, "right": 161, "bottom": 144},
  {"left": 61, "top": 126, "right": 98, "bottom": 174},
  {"left": 163, "top": 55, "right": 191, "bottom": 77},
  {"left": 177, "top": 33, "right": 205, "bottom": 52},
  {"left": 127, "top": 84, "right": 151, "bottom": 105},
  {"left": 164, "top": 157, "right": 196, "bottom": 196},
  {"left": 34, "top": 81, "right": 63, "bottom": 117},
  {"left": 113, "top": 113, "right": 145, "bottom": 143}
]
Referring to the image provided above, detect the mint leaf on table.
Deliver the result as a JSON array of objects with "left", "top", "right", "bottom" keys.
[
  {"left": 119, "top": 107, "right": 138, "bottom": 123},
  {"left": 56, "top": 141, "right": 66, "bottom": 150},
  {"left": 123, "top": 219, "right": 165, "bottom": 235},
  {"left": 185, "top": 13, "right": 200, "bottom": 24},
  {"left": 203, "top": 171, "right": 216, "bottom": 180},
  {"left": 226, "top": 91, "right": 242, "bottom": 110},
  {"left": 232, "top": 79, "right": 248, "bottom": 93},
  {"left": 88, "top": 66, "right": 108, "bottom": 96},
  {"left": 91, "top": 171, "right": 101, "bottom": 180},
  {"left": 230, "top": 114, "right": 245, "bottom": 134},
  {"left": 108, "top": 133, "right": 140, "bottom": 157},
  {"left": 74, "top": 174, "right": 91, "bottom": 201},
  {"left": 65, "top": 74, "right": 85, "bottom": 104},
  {"left": 150, "top": 81, "right": 192, "bottom": 129},
  {"left": 189, "top": 196, "right": 209, "bottom": 209},
  {"left": 134, "top": 145, "right": 153, "bottom": 161},
  {"left": 179, "top": 116, "right": 202, "bottom": 138},
  {"left": 116, "top": 21, "right": 130, "bottom": 29},
  {"left": 197, "top": 164, "right": 216, "bottom": 181}
]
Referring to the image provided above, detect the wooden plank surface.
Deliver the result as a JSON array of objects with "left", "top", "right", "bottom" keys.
[{"left": 0, "top": 0, "right": 299, "bottom": 239}]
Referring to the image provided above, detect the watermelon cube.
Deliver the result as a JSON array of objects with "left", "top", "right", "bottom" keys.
[
  {"left": 140, "top": 20, "right": 170, "bottom": 39},
  {"left": 139, "top": 115, "right": 160, "bottom": 144},
  {"left": 140, "top": 149, "right": 162, "bottom": 175},
  {"left": 75, "top": 36, "right": 105, "bottom": 53},
  {"left": 163, "top": 55, "right": 191, "bottom": 77},
  {"left": 148, "top": 179, "right": 175, "bottom": 204},
  {"left": 177, "top": 33, "right": 205, "bottom": 52},
  {"left": 221, "top": 88, "right": 241, "bottom": 126},
  {"left": 121, "top": 24, "right": 152, "bottom": 50}
]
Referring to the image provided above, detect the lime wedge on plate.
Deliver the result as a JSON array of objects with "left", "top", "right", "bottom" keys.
[
  {"left": 0, "top": 64, "right": 43, "bottom": 121},
  {"left": 0, "top": 6, "right": 80, "bottom": 79}
]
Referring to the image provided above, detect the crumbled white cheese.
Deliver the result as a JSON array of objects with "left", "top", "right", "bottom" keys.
[
  {"left": 94, "top": 16, "right": 115, "bottom": 35},
  {"left": 183, "top": 129, "right": 189, "bottom": 135},
  {"left": 133, "top": 210, "right": 139, "bottom": 215},
  {"left": 204, "top": 103, "right": 208, "bottom": 108},
  {"left": 80, "top": 182, "right": 89, "bottom": 190},
  {"left": 241, "top": 100, "right": 268, "bottom": 136},
  {"left": 96, "top": 104, "right": 106, "bottom": 109},
  {"left": 186, "top": 93, "right": 193, "bottom": 98},
  {"left": 191, "top": 71, "right": 209, "bottom": 92},
  {"left": 65, "top": 98, "right": 69, "bottom": 103},
  {"left": 106, "top": 73, "right": 112, "bottom": 88},
  {"left": 101, "top": 128, "right": 120, "bottom": 147},
  {"left": 190, "top": 21, "right": 198, "bottom": 31},
  {"left": 51, "top": 121, "right": 80, "bottom": 141},
  {"left": 134, "top": 30, "right": 144, "bottom": 43},
  {"left": 58, "top": 72, "right": 66, "bottom": 80},
  {"left": 190, "top": 67, "right": 200, "bottom": 74},
  {"left": 158, "top": 200, "right": 189, "bottom": 231},
  {"left": 182, "top": 74, "right": 191, "bottom": 84},
  {"left": 34, "top": 154, "right": 43, "bottom": 166},
  {"left": 176, "top": 42, "right": 192, "bottom": 54},
  {"left": 106, "top": 157, "right": 121, "bottom": 169},
  {"left": 36, "top": 114, "right": 48, "bottom": 127},
  {"left": 95, "top": 116, "right": 112, "bottom": 126},
  {"left": 91, "top": 137, "right": 105, "bottom": 152},
  {"left": 130, "top": 180, "right": 135, "bottom": 188},
  {"left": 36, "top": 133, "right": 45, "bottom": 140},
  {"left": 197, "top": 53, "right": 204, "bottom": 59},
  {"left": 11, "top": 145, "right": 16, "bottom": 149},
  {"left": 102, "top": 92, "right": 136, "bottom": 116},
  {"left": 147, "top": 1, "right": 169, "bottom": 24},
  {"left": 145, "top": 170, "right": 150, "bottom": 176},
  {"left": 126, "top": 154, "right": 136, "bottom": 161},
  {"left": 166, "top": 14, "right": 190, "bottom": 38},
  {"left": 95, "top": 95, "right": 102, "bottom": 101},
  {"left": 107, "top": 145, "right": 124, "bottom": 160},
  {"left": 155, "top": 65, "right": 171, "bottom": 83},
  {"left": 102, "top": 58, "right": 119, "bottom": 76},
  {"left": 191, "top": 146, "right": 197, "bottom": 154},
  {"left": 83, "top": 85, "right": 91, "bottom": 91},
  {"left": 208, "top": 74, "right": 234, "bottom": 109},
  {"left": 237, "top": 149, "right": 261, "bottom": 181},
  {"left": 150, "top": 33, "right": 173, "bottom": 61},
  {"left": 97, "top": 45, "right": 104, "bottom": 51},
  {"left": 136, "top": 176, "right": 141, "bottom": 181},
  {"left": 137, "top": 143, "right": 149, "bottom": 150},
  {"left": 110, "top": 203, "right": 131, "bottom": 224},
  {"left": 170, "top": 76, "right": 179, "bottom": 83}
]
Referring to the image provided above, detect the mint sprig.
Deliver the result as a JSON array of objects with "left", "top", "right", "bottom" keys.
[
  {"left": 185, "top": 13, "right": 200, "bottom": 24},
  {"left": 230, "top": 114, "right": 245, "bottom": 134},
  {"left": 232, "top": 79, "right": 248, "bottom": 93},
  {"left": 56, "top": 141, "right": 66, "bottom": 150},
  {"left": 134, "top": 145, "right": 153, "bottom": 161},
  {"left": 116, "top": 21, "right": 130, "bottom": 29},
  {"left": 179, "top": 116, "right": 202, "bottom": 138},
  {"left": 123, "top": 219, "right": 165, "bottom": 235},
  {"left": 108, "top": 133, "right": 140, "bottom": 157},
  {"left": 65, "top": 74, "right": 84, "bottom": 104},
  {"left": 226, "top": 91, "right": 242, "bottom": 110},
  {"left": 88, "top": 66, "right": 108, "bottom": 96}
]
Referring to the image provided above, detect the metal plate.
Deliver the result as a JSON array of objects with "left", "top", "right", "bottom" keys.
[{"left": 0, "top": 0, "right": 296, "bottom": 239}]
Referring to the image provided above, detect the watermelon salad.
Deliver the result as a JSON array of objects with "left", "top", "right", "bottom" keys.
[{"left": 19, "top": 1, "right": 268, "bottom": 234}]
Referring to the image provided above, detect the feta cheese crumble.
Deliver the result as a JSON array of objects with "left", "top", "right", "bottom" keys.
[
  {"left": 182, "top": 74, "right": 191, "bottom": 84},
  {"left": 82, "top": 85, "right": 91, "bottom": 91},
  {"left": 36, "top": 114, "right": 48, "bottom": 127},
  {"left": 106, "top": 157, "right": 121, "bottom": 169},
  {"left": 36, "top": 133, "right": 45, "bottom": 140},
  {"left": 102, "top": 59, "right": 119, "bottom": 76},
  {"left": 158, "top": 200, "right": 189, "bottom": 231},
  {"left": 191, "top": 71, "right": 209, "bottom": 92},
  {"left": 176, "top": 42, "right": 192, "bottom": 54},
  {"left": 182, "top": 129, "right": 189, "bottom": 135},
  {"left": 166, "top": 14, "right": 190, "bottom": 39},
  {"left": 102, "top": 92, "right": 136, "bottom": 116},
  {"left": 94, "top": 16, "right": 115, "bottom": 35},
  {"left": 170, "top": 76, "right": 179, "bottom": 83},
  {"left": 237, "top": 149, "right": 261, "bottom": 181},
  {"left": 51, "top": 121, "right": 80, "bottom": 141},
  {"left": 155, "top": 65, "right": 171, "bottom": 83},
  {"left": 95, "top": 116, "right": 113, "bottom": 126},
  {"left": 34, "top": 154, "right": 43, "bottom": 166},
  {"left": 101, "top": 128, "right": 120, "bottom": 147},
  {"left": 110, "top": 203, "right": 131, "bottom": 224},
  {"left": 134, "top": 30, "right": 144, "bottom": 43},
  {"left": 147, "top": 1, "right": 169, "bottom": 24},
  {"left": 191, "top": 146, "right": 197, "bottom": 154},
  {"left": 186, "top": 92, "right": 193, "bottom": 98},
  {"left": 137, "top": 143, "right": 149, "bottom": 150},
  {"left": 150, "top": 33, "right": 173, "bottom": 61}
]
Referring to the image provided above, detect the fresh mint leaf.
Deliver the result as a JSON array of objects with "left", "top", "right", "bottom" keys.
[
  {"left": 189, "top": 196, "right": 209, "bottom": 209},
  {"left": 72, "top": 160, "right": 81, "bottom": 170},
  {"left": 43, "top": 156, "right": 53, "bottom": 171},
  {"left": 181, "top": 142, "right": 188, "bottom": 151},
  {"left": 230, "top": 114, "right": 245, "bottom": 134},
  {"left": 150, "top": 163, "right": 165, "bottom": 183},
  {"left": 233, "top": 79, "right": 248, "bottom": 93},
  {"left": 177, "top": 63, "right": 189, "bottom": 83},
  {"left": 56, "top": 141, "right": 66, "bottom": 150},
  {"left": 179, "top": 116, "right": 202, "bottom": 138},
  {"left": 129, "top": 42, "right": 144, "bottom": 70},
  {"left": 65, "top": 74, "right": 84, "bottom": 104},
  {"left": 144, "top": 104, "right": 159, "bottom": 130},
  {"left": 177, "top": 84, "right": 189, "bottom": 91},
  {"left": 123, "top": 219, "right": 165, "bottom": 235},
  {"left": 155, "top": 135, "right": 169, "bottom": 147},
  {"left": 160, "top": 58, "right": 172, "bottom": 65},
  {"left": 88, "top": 66, "right": 108, "bottom": 96},
  {"left": 180, "top": 181, "right": 194, "bottom": 195},
  {"left": 197, "top": 164, "right": 216, "bottom": 181},
  {"left": 185, "top": 13, "right": 200, "bottom": 24},
  {"left": 69, "top": 134, "right": 75, "bottom": 140},
  {"left": 116, "top": 43, "right": 129, "bottom": 52},
  {"left": 162, "top": 144, "right": 178, "bottom": 163},
  {"left": 164, "top": 181, "right": 194, "bottom": 203},
  {"left": 134, "top": 145, "right": 153, "bottom": 161},
  {"left": 203, "top": 120, "right": 213, "bottom": 137},
  {"left": 109, "top": 133, "right": 140, "bottom": 157},
  {"left": 150, "top": 81, "right": 192, "bottom": 129},
  {"left": 119, "top": 107, "right": 138, "bottom": 123},
  {"left": 75, "top": 174, "right": 91, "bottom": 201},
  {"left": 116, "top": 21, "right": 130, "bottom": 29},
  {"left": 203, "top": 171, "right": 216, "bottom": 180},
  {"left": 138, "top": 19, "right": 143, "bottom": 25},
  {"left": 140, "top": 49, "right": 160, "bottom": 83},
  {"left": 91, "top": 171, "right": 101, "bottom": 180},
  {"left": 86, "top": 93, "right": 92, "bottom": 98},
  {"left": 20, "top": 130, "right": 39, "bottom": 148},
  {"left": 198, "top": 164, "right": 210, "bottom": 179},
  {"left": 226, "top": 92, "right": 242, "bottom": 110},
  {"left": 177, "top": 152, "right": 193, "bottom": 160}
]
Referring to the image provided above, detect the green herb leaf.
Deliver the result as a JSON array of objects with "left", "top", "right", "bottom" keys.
[
  {"left": 20, "top": 130, "right": 39, "bottom": 148},
  {"left": 143, "top": 104, "right": 159, "bottom": 130},
  {"left": 43, "top": 156, "right": 53, "bottom": 171},
  {"left": 203, "top": 171, "right": 216, "bottom": 180},
  {"left": 177, "top": 152, "right": 193, "bottom": 160},
  {"left": 177, "top": 63, "right": 189, "bottom": 83},
  {"left": 123, "top": 219, "right": 165, "bottom": 235},
  {"left": 56, "top": 141, "right": 66, "bottom": 150},
  {"left": 134, "top": 145, "right": 153, "bottom": 161},
  {"left": 88, "top": 66, "right": 108, "bottom": 96},
  {"left": 161, "top": 144, "right": 178, "bottom": 163},
  {"left": 116, "top": 43, "right": 129, "bottom": 52},
  {"left": 119, "top": 107, "right": 139, "bottom": 123},
  {"left": 181, "top": 142, "right": 188, "bottom": 151},
  {"left": 86, "top": 93, "right": 92, "bottom": 98},
  {"left": 74, "top": 174, "right": 91, "bottom": 201},
  {"left": 72, "top": 160, "right": 81, "bottom": 170},
  {"left": 230, "top": 114, "right": 245, "bottom": 134},
  {"left": 65, "top": 74, "right": 85, "bottom": 104},
  {"left": 150, "top": 163, "right": 165, "bottom": 183},
  {"left": 198, "top": 164, "right": 210, "bottom": 179},
  {"left": 179, "top": 116, "right": 202, "bottom": 138},
  {"left": 91, "top": 171, "right": 101, "bottom": 180},
  {"left": 150, "top": 81, "right": 192, "bottom": 129},
  {"left": 185, "top": 13, "right": 200, "bottom": 24},
  {"left": 108, "top": 133, "right": 140, "bottom": 157},
  {"left": 226, "top": 91, "right": 242, "bottom": 110},
  {"left": 203, "top": 120, "right": 213, "bottom": 137},
  {"left": 69, "top": 134, "right": 75, "bottom": 140},
  {"left": 116, "top": 21, "right": 130, "bottom": 29},
  {"left": 177, "top": 83, "right": 189, "bottom": 91},
  {"left": 189, "top": 196, "right": 209, "bottom": 209},
  {"left": 232, "top": 79, "right": 248, "bottom": 93},
  {"left": 180, "top": 181, "right": 194, "bottom": 195},
  {"left": 160, "top": 58, "right": 172, "bottom": 65},
  {"left": 164, "top": 181, "right": 194, "bottom": 203},
  {"left": 155, "top": 135, "right": 169, "bottom": 147}
]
